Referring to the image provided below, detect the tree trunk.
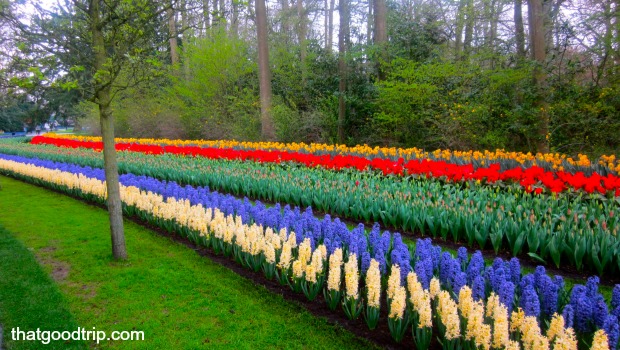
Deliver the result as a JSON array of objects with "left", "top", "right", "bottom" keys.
[
  {"left": 282, "top": 0, "right": 290, "bottom": 39},
  {"left": 91, "top": 0, "right": 127, "bottom": 260},
  {"left": 256, "top": 0, "right": 275, "bottom": 140},
  {"left": 168, "top": 3, "right": 179, "bottom": 66},
  {"left": 327, "top": 0, "right": 334, "bottom": 52},
  {"left": 232, "top": 0, "right": 239, "bottom": 38},
  {"left": 514, "top": 0, "right": 526, "bottom": 59},
  {"left": 367, "top": 0, "right": 373, "bottom": 45},
  {"left": 203, "top": 0, "right": 211, "bottom": 33},
  {"left": 220, "top": 0, "right": 226, "bottom": 29},
  {"left": 337, "top": 0, "right": 349, "bottom": 143},
  {"left": 528, "top": 0, "right": 549, "bottom": 153},
  {"left": 455, "top": 0, "right": 466, "bottom": 59},
  {"left": 463, "top": 0, "right": 474, "bottom": 58},
  {"left": 325, "top": 0, "right": 328, "bottom": 48},
  {"left": 374, "top": 0, "right": 387, "bottom": 80},
  {"left": 182, "top": 0, "right": 191, "bottom": 79},
  {"left": 297, "top": 0, "right": 307, "bottom": 83}
]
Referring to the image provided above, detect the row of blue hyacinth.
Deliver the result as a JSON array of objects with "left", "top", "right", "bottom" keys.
[{"left": 1, "top": 152, "right": 619, "bottom": 347}]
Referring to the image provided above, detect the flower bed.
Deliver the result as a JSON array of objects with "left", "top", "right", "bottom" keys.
[
  {"left": 32, "top": 135, "right": 620, "bottom": 196},
  {"left": 44, "top": 133, "right": 620, "bottom": 174},
  {"left": 1, "top": 140, "right": 619, "bottom": 276},
  {"left": 0, "top": 153, "right": 619, "bottom": 349}
]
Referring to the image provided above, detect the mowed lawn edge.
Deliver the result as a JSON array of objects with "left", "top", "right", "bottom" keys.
[
  {"left": 0, "top": 175, "right": 375, "bottom": 350},
  {"left": 0, "top": 224, "right": 87, "bottom": 350}
]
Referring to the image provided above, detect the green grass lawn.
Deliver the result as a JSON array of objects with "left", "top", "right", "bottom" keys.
[
  {"left": 0, "top": 225, "right": 87, "bottom": 350},
  {"left": 0, "top": 176, "right": 375, "bottom": 349}
]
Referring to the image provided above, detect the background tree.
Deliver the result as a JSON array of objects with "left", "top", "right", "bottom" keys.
[{"left": 5, "top": 0, "right": 172, "bottom": 260}]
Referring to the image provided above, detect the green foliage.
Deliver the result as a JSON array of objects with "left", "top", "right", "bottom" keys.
[
  {"left": 373, "top": 59, "right": 543, "bottom": 150},
  {"left": 169, "top": 29, "right": 260, "bottom": 140}
]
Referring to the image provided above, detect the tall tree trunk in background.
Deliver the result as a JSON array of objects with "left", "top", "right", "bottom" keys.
[
  {"left": 455, "top": 0, "right": 465, "bottom": 59},
  {"left": 181, "top": 0, "right": 190, "bottom": 79},
  {"left": 203, "top": 0, "right": 211, "bottom": 33},
  {"left": 327, "top": 0, "right": 334, "bottom": 52},
  {"left": 282, "top": 0, "right": 290, "bottom": 41},
  {"left": 256, "top": 0, "right": 275, "bottom": 139},
  {"left": 374, "top": 0, "right": 387, "bottom": 80},
  {"left": 91, "top": 0, "right": 127, "bottom": 260},
  {"left": 528, "top": 0, "right": 549, "bottom": 153},
  {"left": 338, "top": 0, "right": 349, "bottom": 143},
  {"left": 515, "top": 0, "right": 526, "bottom": 60},
  {"left": 220, "top": 0, "right": 226, "bottom": 29},
  {"left": 463, "top": 0, "right": 474, "bottom": 59},
  {"left": 615, "top": 0, "right": 620, "bottom": 65},
  {"left": 325, "top": 0, "right": 329, "bottom": 49},
  {"left": 232, "top": 0, "right": 239, "bottom": 38},
  {"left": 168, "top": 2, "right": 179, "bottom": 66},
  {"left": 367, "top": 0, "right": 373, "bottom": 45},
  {"left": 297, "top": 0, "right": 307, "bottom": 83}
]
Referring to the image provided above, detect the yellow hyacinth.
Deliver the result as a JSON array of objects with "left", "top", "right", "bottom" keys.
[
  {"left": 311, "top": 248, "right": 324, "bottom": 273},
  {"left": 327, "top": 248, "right": 343, "bottom": 292},
  {"left": 553, "top": 327, "right": 578, "bottom": 350},
  {"left": 277, "top": 241, "right": 292, "bottom": 269},
  {"left": 388, "top": 286, "right": 407, "bottom": 320},
  {"left": 492, "top": 300, "right": 510, "bottom": 349},
  {"left": 292, "top": 260, "right": 304, "bottom": 278},
  {"left": 546, "top": 314, "right": 565, "bottom": 342},
  {"left": 458, "top": 285, "right": 474, "bottom": 319},
  {"left": 387, "top": 264, "right": 401, "bottom": 301},
  {"left": 344, "top": 254, "right": 359, "bottom": 299},
  {"left": 506, "top": 340, "right": 522, "bottom": 350},
  {"left": 304, "top": 263, "right": 317, "bottom": 283},
  {"left": 429, "top": 277, "right": 441, "bottom": 300},
  {"left": 590, "top": 330, "right": 610, "bottom": 350},
  {"left": 410, "top": 287, "right": 432, "bottom": 328},
  {"left": 511, "top": 308, "right": 526, "bottom": 333},
  {"left": 298, "top": 238, "right": 312, "bottom": 265},
  {"left": 365, "top": 259, "right": 381, "bottom": 308},
  {"left": 263, "top": 242, "right": 276, "bottom": 264},
  {"left": 407, "top": 272, "right": 422, "bottom": 296},
  {"left": 438, "top": 291, "right": 461, "bottom": 340}
]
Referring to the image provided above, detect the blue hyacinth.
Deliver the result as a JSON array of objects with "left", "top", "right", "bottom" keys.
[
  {"left": 472, "top": 275, "right": 486, "bottom": 301},
  {"left": 612, "top": 285, "right": 620, "bottom": 311},
  {"left": 562, "top": 304, "right": 574, "bottom": 329},
  {"left": 521, "top": 282, "right": 540, "bottom": 318},
  {"left": 604, "top": 315, "right": 620, "bottom": 350},
  {"left": 570, "top": 285, "right": 594, "bottom": 333},
  {"left": 466, "top": 251, "right": 484, "bottom": 284},
  {"left": 457, "top": 247, "right": 468, "bottom": 270},
  {"left": 499, "top": 281, "right": 515, "bottom": 313}
]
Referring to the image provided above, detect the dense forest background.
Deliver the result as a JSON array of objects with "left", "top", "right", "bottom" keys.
[{"left": 1, "top": 0, "right": 619, "bottom": 156}]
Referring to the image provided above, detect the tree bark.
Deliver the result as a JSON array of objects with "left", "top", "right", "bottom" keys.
[
  {"left": 297, "top": 0, "right": 307, "bottom": 83},
  {"left": 168, "top": 3, "right": 179, "bottom": 66},
  {"left": 337, "top": 0, "right": 349, "bottom": 143},
  {"left": 514, "top": 0, "right": 526, "bottom": 59},
  {"left": 463, "top": 0, "right": 474, "bottom": 58},
  {"left": 374, "top": 0, "right": 387, "bottom": 80},
  {"left": 181, "top": 0, "right": 190, "bottom": 79},
  {"left": 327, "top": 0, "right": 334, "bottom": 52},
  {"left": 91, "top": 0, "right": 127, "bottom": 260},
  {"left": 203, "top": 0, "right": 211, "bottom": 33},
  {"left": 455, "top": 0, "right": 466, "bottom": 59},
  {"left": 367, "top": 0, "right": 373, "bottom": 45},
  {"left": 256, "top": 0, "right": 275, "bottom": 139},
  {"left": 528, "top": 0, "right": 549, "bottom": 153},
  {"left": 232, "top": 0, "right": 239, "bottom": 38},
  {"left": 220, "top": 0, "right": 226, "bottom": 29}
]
